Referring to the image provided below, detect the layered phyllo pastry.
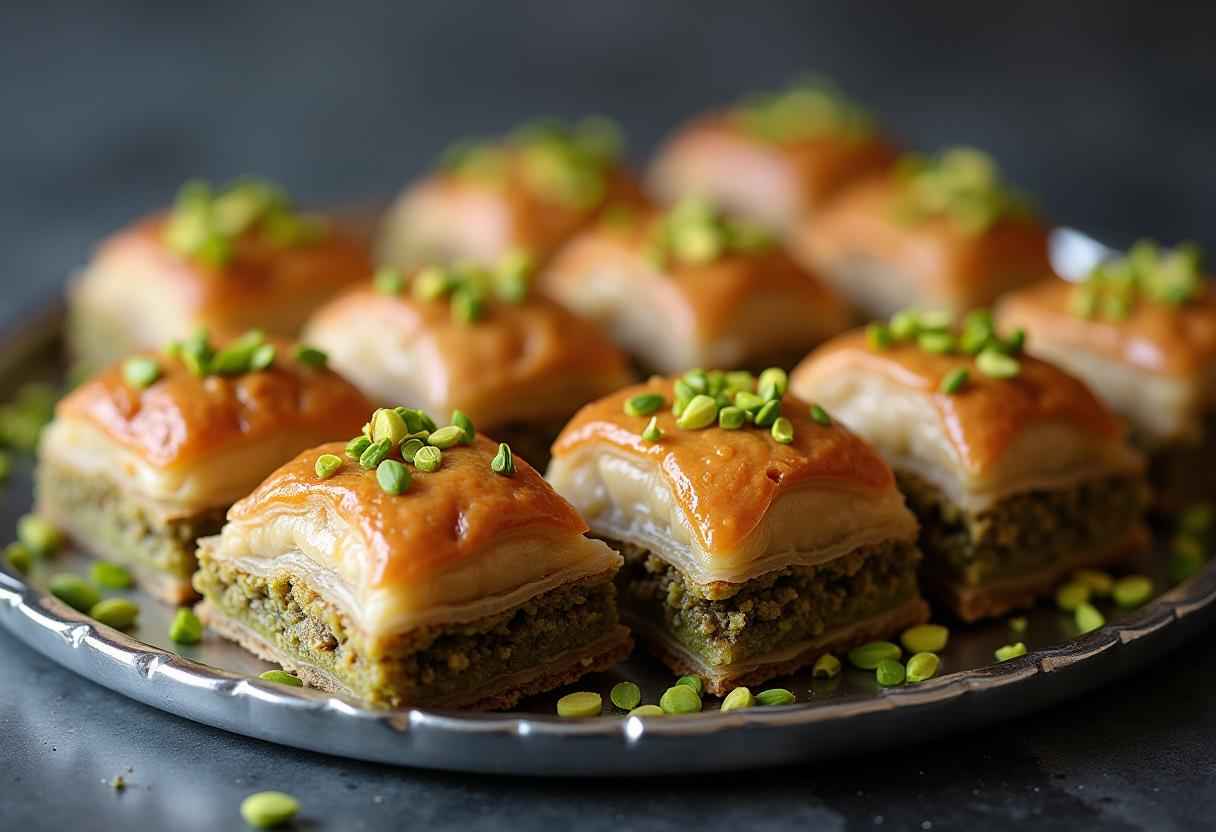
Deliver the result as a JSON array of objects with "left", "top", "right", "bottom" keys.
[
  {"left": 194, "top": 408, "right": 631, "bottom": 709},
  {"left": 791, "top": 148, "right": 1051, "bottom": 319},
  {"left": 304, "top": 259, "right": 634, "bottom": 467},
  {"left": 36, "top": 331, "right": 370, "bottom": 602},
  {"left": 68, "top": 179, "right": 373, "bottom": 374},
  {"left": 648, "top": 79, "right": 896, "bottom": 234},
  {"left": 378, "top": 118, "right": 644, "bottom": 269},
  {"left": 546, "top": 369, "right": 929, "bottom": 694},
  {"left": 998, "top": 241, "right": 1216, "bottom": 509},
  {"left": 790, "top": 311, "right": 1150, "bottom": 620},
  {"left": 537, "top": 198, "right": 853, "bottom": 374}
]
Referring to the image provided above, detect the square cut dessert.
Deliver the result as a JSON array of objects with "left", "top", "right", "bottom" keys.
[
  {"left": 790, "top": 148, "right": 1051, "bottom": 320},
  {"left": 304, "top": 260, "right": 634, "bottom": 468},
  {"left": 790, "top": 312, "right": 1151, "bottom": 621},
  {"left": 546, "top": 369, "right": 929, "bottom": 695},
  {"left": 997, "top": 240, "right": 1216, "bottom": 509},
  {"left": 537, "top": 198, "right": 853, "bottom": 374},
  {"left": 68, "top": 178, "right": 373, "bottom": 375},
  {"left": 36, "top": 331, "right": 371, "bottom": 602},
  {"left": 647, "top": 78, "right": 896, "bottom": 235},
  {"left": 378, "top": 117, "right": 645, "bottom": 270},
  {"left": 194, "top": 412, "right": 631, "bottom": 710}
]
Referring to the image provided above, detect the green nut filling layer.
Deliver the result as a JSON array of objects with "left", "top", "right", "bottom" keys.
[
  {"left": 615, "top": 539, "right": 922, "bottom": 669},
  {"left": 193, "top": 550, "right": 620, "bottom": 708},
  {"left": 898, "top": 472, "right": 1148, "bottom": 588},
  {"left": 37, "top": 460, "right": 226, "bottom": 580}
]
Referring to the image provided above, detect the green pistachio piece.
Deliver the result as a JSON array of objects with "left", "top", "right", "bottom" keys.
[
  {"left": 491, "top": 442, "right": 516, "bottom": 476},
  {"left": 413, "top": 445, "right": 442, "bottom": 473},
  {"left": 720, "top": 686, "right": 754, "bottom": 711},
  {"left": 240, "top": 791, "right": 300, "bottom": 830},
  {"left": 718, "top": 406, "right": 746, "bottom": 430},
  {"left": 427, "top": 425, "right": 467, "bottom": 449},
  {"left": 771, "top": 416, "right": 794, "bottom": 444},
  {"left": 754, "top": 399, "right": 781, "bottom": 428},
  {"left": 314, "top": 453, "right": 343, "bottom": 480},
  {"left": 556, "top": 691, "right": 602, "bottom": 718},
  {"left": 89, "top": 598, "right": 140, "bottom": 631},
  {"left": 624, "top": 393, "right": 665, "bottom": 417},
  {"left": 676, "top": 394, "right": 718, "bottom": 430},
  {"left": 755, "top": 688, "right": 796, "bottom": 706},
  {"left": 169, "top": 608, "right": 204, "bottom": 645},
  {"left": 641, "top": 417, "right": 663, "bottom": 443},
  {"left": 122, "top": 357, "right": 162, "bottom": 389},
  {"left": 906, "top": 652, "right": 940, "bottom": 684},
  {"left": 609, "top": 681, "right": 642, "bottom": 711}
]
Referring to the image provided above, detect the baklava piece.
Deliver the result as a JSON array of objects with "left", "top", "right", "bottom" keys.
[
  {"left": 194, "top": 412, "right": 631, "bottom": 709},
  {"left": 68, "top": 179, "right": 373, "bottom": 374},
  {"left": 648, "top": 79, "right": 896, "bottom": 234},
  {"left": 36, "top": 332, "right": 370, "bottom": 602},
  {"left": 998, "top": 241, "right": 1216, "bottom": 509},
  {"left": 791, "top": 148, "right": 1051, "bottom": 319},
  {"left": 790, "top": 312, "right": 1150, "bottom": 620},
  {"left": 538, "top": 199, "right": 852, "bottom": 374},
  {"left": 304, "top": 260, "right": 634, "bottom": 467},
  {"left": 547, "top": 370, "right": 928, "bottom": 694},
  {"left": 378, "top": 118, "right": 645, "bottom": 269}
]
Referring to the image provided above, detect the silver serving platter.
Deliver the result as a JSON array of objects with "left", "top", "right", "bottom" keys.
[{"left": 3, "top": 230, "right": 1212, "bottom": 776}]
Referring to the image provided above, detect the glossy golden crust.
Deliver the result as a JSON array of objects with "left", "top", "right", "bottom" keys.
[
  {"left": 57, "top": 342, "right": 371, "bottom": 469},
  {"left": 997, "top": 277, "right": 1216, "bottom": 378},
  {"left": 793, "top": 175, "right": 1051, "bottom": 313},
  {"left": 230, "top": 436, "right": 589, "bottom": 586},
  {"left": 304, "top": 284, "right": 635, "bottom": 430},
  {"left": 648, "top": 113, "right": 897, "bottom": 231},
  {"left": 380, "top": 162, "right": 647, "bottom": 267},
  {"left": 790, "top": 331, "right": 1125, "bottom": 479},
  {"left": 90, "top": 215, "right": 374, "bottom": 339},
  {"left": 551, "top": 377, "right": 895, "bottom": 554},
  {"left": 537, "top": 213, "right": 852, "bottom": 371}
]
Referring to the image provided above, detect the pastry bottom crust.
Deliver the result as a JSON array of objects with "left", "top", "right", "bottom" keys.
[
  {"left": 929, "top": 525, "right": 1150, "bottom": 622},
  {"left": 630, "top": 597, "right": 930, "bottom": 696},
  {"left": 198, "top": 602, "right": 632, "bottom": 711}
]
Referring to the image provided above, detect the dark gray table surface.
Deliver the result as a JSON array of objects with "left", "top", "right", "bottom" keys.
[{"left": 3, "top": 3, "right": 1215, "bottom": 829}]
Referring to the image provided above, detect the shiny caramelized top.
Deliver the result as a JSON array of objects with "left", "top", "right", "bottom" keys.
[
  {"left": 791, "top": 331, "right": 1123, "bottom": 476},
  {"left": 230, "top": 436, "right": 588, "bottom": 585},
  {"left": 92, "top": 215, "right": 373, "bottom": 330},
  {"left": 550, "top": 377, "right": 896, "bottom": 554},
  {"left": 541, "top": 207, "right": 851, "bottom": 340},
  {"left": 799, "top": 174, "right": 1050, "bottom": 299},
  {"left": 430, "top": 165, "right": 647, "bottom": 257},
  {"left": 58, "top": 341, "right": 371, "bottom": 468},
  {"left": 678, "top": 112, "right": 898, "bottom": 206},
  {"left": 998, "top": 278, "right": 1216, "bottom": 378},
  {"left": 308, "top": 283, "right": 634, "bottom": 425}
]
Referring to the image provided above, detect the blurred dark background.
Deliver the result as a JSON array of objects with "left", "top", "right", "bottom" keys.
[{"left": 2, "top": 2, "right": 1213, "bottom": 328}]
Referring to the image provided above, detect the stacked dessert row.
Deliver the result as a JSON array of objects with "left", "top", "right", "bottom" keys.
[{"left": 30, "top": 80, "right": 1210, "bottom": 710}]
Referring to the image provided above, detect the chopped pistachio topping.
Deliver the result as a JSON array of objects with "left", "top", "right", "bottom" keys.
[
  {"left": 241, "top": 791, "right": 300, "bottom": 830},
  {"left": 847, "top": 641, "right": 902, "bottom": 670},
  {"left": 400, "top": 437, "right": 425, "bottom": 464},
  {"left": 376, "top": 459, "right": 411, "bottom": 495},
  {"left": 906, "top": 652, "right": 940, "bottom": 684},
  {"left": 90, "top": 598, "right": 140, "bottom": 631},
  {"left": 294, "top": 345, "right": 328, "bottom": 369},
  {"left": 771, "top": 416, "right": 794, "bottom": 444},
  {"left": 718, "top": 406, "right": 746, "bottom": 430},
  {"left": 314, "top": 453, "right": 343, "bottom": 480},
  {"left": 876, "top": 658, "right": 906, "bottom": 687},
  {"left": 994, "top": 642, "right": 1027, "bottom": 662},
  {"left": 1075, "top": 602, "right": 1105, "bottom": 634},
  {"left": 891, "top": 147, "right": 1031, "bottom": 234},
  {"left": 443, "top": 117, "right": 623, "bottom": 209},
  {"left": 625, "top": 393, "right": 665, "bottom": 417},
  {"left": 1072, "top": 569, "right": 1114, "bottom": 597},
  {"left": 122, "top": 357, "right": 162, "bottom": 389},
  {"left": 413, "top": 445, "right": 442, "bottom": 472},
  {"left": 168, "top": 329, "right": 291, "bottom": 377},
  {"left": 258, "top": 669, "right": 303, "bottom": 687},
  {"left": 609, "top": 681, "right": 642, "bottom": 711},
  {"left": 720, "top": 686, "right": 754, "bottom": 712},
  {"left": 5, "top": 543, "right": 31, "bottom": 574},
  {"left": 675, "top": 674, "right": 705, "bottom": 696},
  {"left": 647, "top": 197, "right": 775, "bottom": 268},
  {"left": 427, "top": 425, "right": 466, "bottom": 449},
  {"left": 733, "top": 77, "right": 874, "bottom": 143},
  {"left": 628, "top": 704, "right": 665, "bottom": 718},
  {"left": 659, "top": 684, "right": 702, "bottom": 714},
  {"left": 91, "top": 561, "right": 133, "bottom": 590},
  {"left": 939, "top": 367, "right": 970, "bottom": 395},
  {"left": 491, "top": 442, "right": 516, "bottom": 476},
  {"left": 556, "top": 690, "right": 603, "bottom": 718},
  {"left": 162, "top": 178, "right": 322, "bottom": 266},
  {"left": 809, "top": 404, "right": 832, "bottom": 426},
  {"left": 345, "top": 435, "right": 372, "bottom": 460},
  {"left": 755, "top": 688, "right": 796, "bottom": 706},
  {"left": 757, "top": 367, "right": 788, "bottom": 400},
  {"left": 900, "top": 624, "right": 949, "bottom": 654},
  {"left": 359, "top": 437, "right": 393, "bottom": 470},
  {"left": 49, "top": 573, "right": 100, "bottom": 613},
  {"left": 18, "top": 514, "right": 61, "bottom": 557},
  {"left": 754, "top": 399, "right": 781, "bottom": 428},
  {"left": 169, "top": 607, "right": 204, "bottom": 644},
  {"left": 812, "top": 653, "right": 841, "bottom": 679},
  {"left": 867, "top": 322, "right": 893, "bottom": 350},
  {"left": 1070, "top": 239, "right": 1206, "bottom": 319},
  {"left": 374, "top": 266, "right": 406, "bottom": 295},
  {"left": 1112, "top": 575, "right": 1153, "bottom": 608},
  {"left": 976, "top": 349, "right": 1020, "bottom": 379},
  {"left": 641, "top": 416, "right": 663, "bottom": 442},
  {"left": 1056, "top": 581, "right": 1090, "bottom": 611},
  {"left": 371, "top": 408, "right": 410, "bottom": 446}
]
